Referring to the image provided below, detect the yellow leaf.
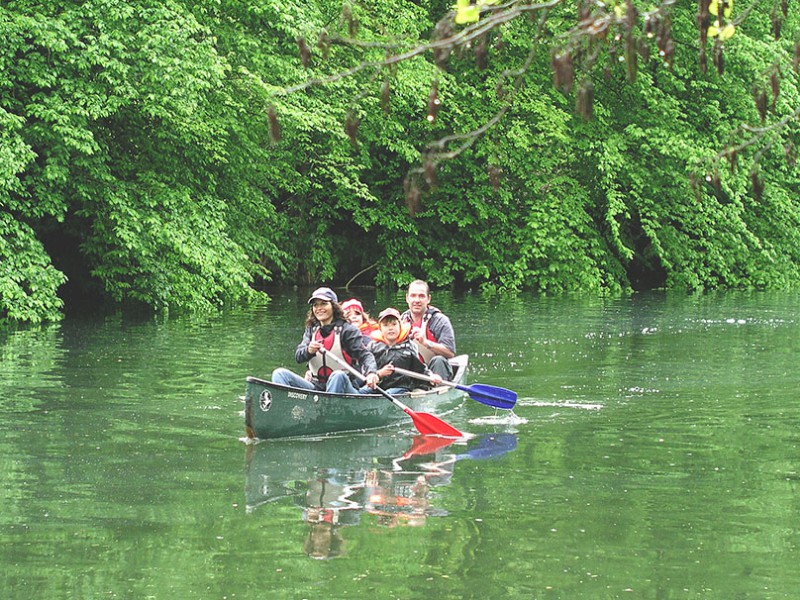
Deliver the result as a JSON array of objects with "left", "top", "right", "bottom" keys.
[
  {"left": 718, "top": 23, "right": 735, "bottom": 40},
  {"left": 708, "top": 21, "right": 735, "bottom": 40},
  {"left": 454, "top": 4, "right": 480, "bottom": 24},
  {"left": 709, "top": 0, "right": 733, "bottom": 17}
]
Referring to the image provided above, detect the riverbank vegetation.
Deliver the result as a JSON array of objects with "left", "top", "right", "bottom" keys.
[{"left": 2, "top": 0, "right": 798, "bottom": 323}]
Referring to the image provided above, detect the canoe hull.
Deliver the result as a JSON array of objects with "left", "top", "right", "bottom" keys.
[{"left": 244, "top": 356, "right": 468, "bottom": 439}]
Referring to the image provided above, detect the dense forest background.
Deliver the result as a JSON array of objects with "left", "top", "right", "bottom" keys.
[{"left": 1, "top": 0, "right": 799, "bottom": 324}]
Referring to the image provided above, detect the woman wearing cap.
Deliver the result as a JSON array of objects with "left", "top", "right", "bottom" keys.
[
  {"left": 358, "top": 307, "right": 442, "bottom": 395},
  {"left": 271, "top": 287, "right": 379, "bottom": 393},
  {"left": 341, "top": 298, "right": 379, "bottom": 338}
]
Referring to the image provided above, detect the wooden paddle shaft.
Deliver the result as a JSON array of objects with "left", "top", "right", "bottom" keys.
[
  {"left": 391, "top": 367, "right": 454, "bottom": 388},
  {"left": 319, "top": 348, "right": 366, "bottom": 381}
]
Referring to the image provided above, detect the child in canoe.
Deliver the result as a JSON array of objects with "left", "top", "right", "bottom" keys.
[{"left": 360, "top": 308, "right": 442, "bottom": 395}]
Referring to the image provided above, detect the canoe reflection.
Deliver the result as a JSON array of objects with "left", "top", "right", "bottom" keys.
[{"left": 244, "top": 432, "right": 517, "bottom": 559}]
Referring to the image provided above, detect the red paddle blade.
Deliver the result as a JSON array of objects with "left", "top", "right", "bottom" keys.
[{"left": 404, "top": 408, "right": 463, "bottom": 438}]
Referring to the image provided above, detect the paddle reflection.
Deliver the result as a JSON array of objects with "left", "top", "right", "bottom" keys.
[{"left": 244, "top": 432, "right": 517, "bottom": 559}]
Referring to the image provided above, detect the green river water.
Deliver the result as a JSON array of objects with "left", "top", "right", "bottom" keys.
[{"left": 1, "top": 289, "right": 798, "bottom": 599}]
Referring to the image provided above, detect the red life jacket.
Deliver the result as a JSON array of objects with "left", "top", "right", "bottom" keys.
[
  {"left": 307, "top": 325, "right": 352, "bottom": 383},
  {"left": 407, "top": 311, "right": 437, "bottom": 362}
]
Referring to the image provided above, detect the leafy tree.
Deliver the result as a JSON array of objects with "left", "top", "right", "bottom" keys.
[
  {"left": 2, "top": 0, "right": 799, "bottom": 325},
  {"left": 1, "top": 0, "right": 280, "bottom": 321},
  {"left": 268, "top": 0, "right": 800, "bottom": 292}
]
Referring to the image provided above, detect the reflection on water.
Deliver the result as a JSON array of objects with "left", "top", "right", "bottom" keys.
[{"left": 245, "top": 432, "right": 517, "bottom": 559}]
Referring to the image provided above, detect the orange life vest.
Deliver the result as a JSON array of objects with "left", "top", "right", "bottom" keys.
[
  {"left": 359, "top": 320, "right": 380, "bottom": 336},
  {"left": 369, "top": 321, "right": 412, "bottom": 345}
]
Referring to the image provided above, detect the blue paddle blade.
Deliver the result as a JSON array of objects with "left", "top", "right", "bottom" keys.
[{"left": 458, "top": 383, "right": 517, "bottom": 410}]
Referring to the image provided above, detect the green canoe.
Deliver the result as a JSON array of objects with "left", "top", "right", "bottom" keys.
[{"left": 243, "top": 355, "right": 468, "bottom": 440}]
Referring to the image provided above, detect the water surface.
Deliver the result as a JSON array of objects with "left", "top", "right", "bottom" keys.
[{"left": 1, "top": 289, "right": 798, "bottom": 599}]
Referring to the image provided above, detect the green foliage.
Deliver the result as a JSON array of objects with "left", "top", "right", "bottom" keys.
[
  {"left": 1, "top": 0, "right": 281, "bottom": 322},
  {"left": 573, "top": 3, "right": 800, "bottom": 291},
  {"left": 79, "top": 179, "right": 263, "bottom": 311},
  {"left": 1, "top": 0, "right": 799, "bottom": 324},
  {"left": 352, "top": 0, "right": 798, "bottom": 294},
  {"left": 0, "top": 212, "right": 66, "bottom": 324},
  {"left": 0, "top": 109, "right": 35, "bottom": 195}
]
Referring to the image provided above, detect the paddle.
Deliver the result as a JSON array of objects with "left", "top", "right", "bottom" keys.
[
  {"left": 319, "top": 350, "right": 463, "bottom": 438},
  {"left": 391, "top": 367, "right": 518, "bottom": 410}
]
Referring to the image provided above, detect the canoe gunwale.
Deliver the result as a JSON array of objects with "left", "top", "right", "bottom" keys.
[{"left": 244, "top": 376, "right": 457, "bottom": 399}]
